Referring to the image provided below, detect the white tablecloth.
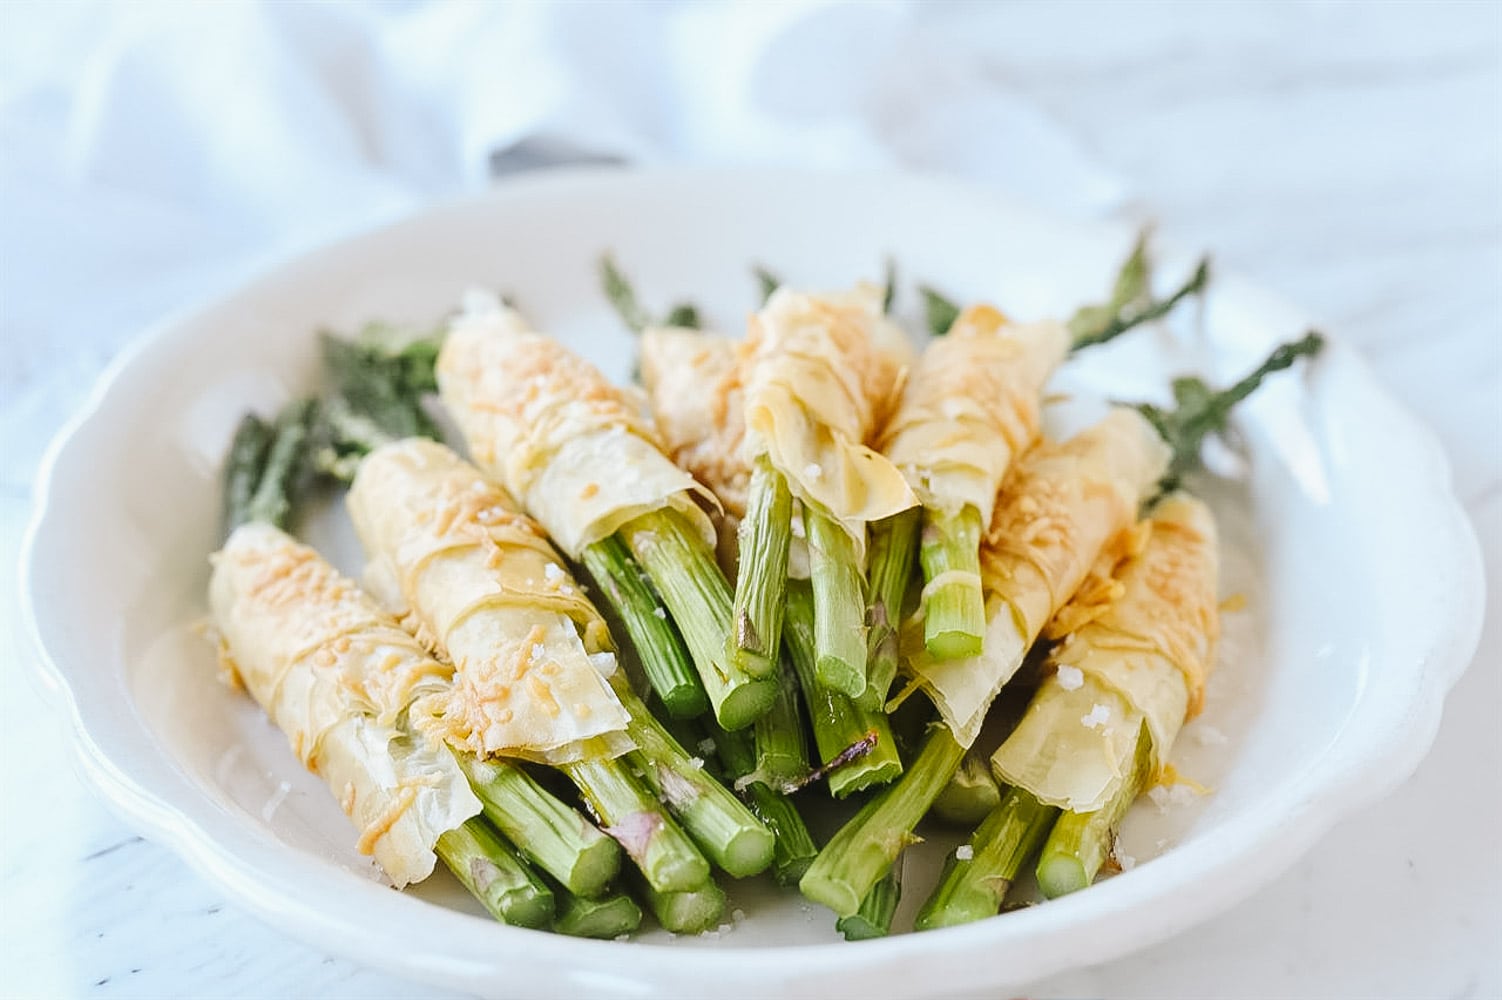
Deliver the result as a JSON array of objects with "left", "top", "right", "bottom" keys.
[{"left": 2, "top": 2, "right": 1498, "bottom": 996}]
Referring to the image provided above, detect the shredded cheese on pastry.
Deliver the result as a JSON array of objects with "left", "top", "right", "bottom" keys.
[
  {"left": 992, "top": 493, "right": 1220, "bottom": 811},
  {"left": 209, "top": 522, "right": 480, "bottom": 887},
  {"left": 903, "top": 408, "right": 1171, "bottom": 746},
  {"left": 879, "top": 306, "right": 1070, "bottom": 524},
  {"left": 348, "top": 439, "right": 632, "bottom": 764},
  {"left": 436, "top": 295, "right": 717, "bottom": 558},
  {"left": 741, "top": 285, "right": 917, "bottom": 553}
]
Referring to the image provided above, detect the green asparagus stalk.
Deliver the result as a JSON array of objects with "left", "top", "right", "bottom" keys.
[
  {"left": 436, "top": 818, "right": 556, "bottom": 928},
  {"left": 864, "top": 509, "right": 920, "bottom": 707},
  {"left": 1035, "top": 725, "right": 1153, "bottom": 898},
  {"left": 804, "top": 506, "right": 868, "bottom": 698},
  {"left": 223, "top": 414, "right": 272, "bottom": 533},
  {"left": 563, "top": 756, "right": 710, "bottom": 894},
  {"left": 621, "top": 509, "right": 777, "bottom": 730},
  {"left": 785, "top": 580, "right": 903, "bottom": 798},
  {"left": 599, "top": 252, "right": 702, "bottom": 333},
  {"left": 710, "top": 723, "right": 820, "bottom": 886},
  {"left": 609, "top": 677, "right": 775, "bottom": 878},
  {"left": 914, "top": 786, "right": 1059, "bottom": 930},
  {"left": 581, "top": 536, "right": 709, "bottom": 719},
  {"left": 836, "top": 860, "right": 903, "bottom": 940},
  {"left": 730, "top": 456, "right": 793, "bottom": 681},
  {"left": 931, "top": 748, "right": 1003, "bottom": 827},
  {"left": 631, "top": 871, "right": 728, "bottom": 935},
  {"left": 241, "top": 399, "right": 317, "bottom": 530},
  {"left": 552, "top": 887, "right": 644, "bottom": 939},
  {"left": 1070, "top": 255, "right": 1211, "bottom": 352},
  {"left": 752, "top": 659, "right": 811, "bottom": 791},
  {"left": 1134, "top": 331, "right": 1325, "bottom": 493},
  {"left": 455, "top": 753, "right": 621, "bottom": 899},
  {"left": 318, "top": 325, "right": 443, "bottom": 440},
  {"left": 800, "top": 724, "right": 967, "bottom": 917},
  {"left": 918, "top": 505, "right": 986, "bottom": 660}
]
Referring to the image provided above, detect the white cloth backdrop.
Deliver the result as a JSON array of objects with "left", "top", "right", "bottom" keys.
[{"left": 2, "top": 2, "right": 1498, "bottom": 997}]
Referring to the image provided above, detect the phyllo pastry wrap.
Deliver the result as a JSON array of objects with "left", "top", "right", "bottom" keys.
[
  {"left": 348, "top": 438, "right": 632, "bottom": 764},
  {"left": 902, "top": 408, "right": 1171, "bottom": 745},
  {"left": 435, "top": 294, "right": 716, "bottom": 560},
  {"left": 209, "top": 521, "right": 481, "bottom": 887},
  {"left": 992, "top": 493, "right": 1219, "bottom": 811}
]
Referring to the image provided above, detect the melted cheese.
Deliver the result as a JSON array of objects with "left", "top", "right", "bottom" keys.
[
  {"left": 436, "top": 298, "right": 716, "bottom": 558},
  {"left": 741, "top": 285, "right": 917, "bottom": 553},
  {"left": 903, "top": 408, "right": 1171, "bottom": 745},
  {"left": 208, "top": 522, "right": 480, "bottom": 886},
  {"left": 879, "top": 308, "right": 1070, "bottom": 523},
  {"left": 348, "top": 440, "right": 632, "bottom": 764}
]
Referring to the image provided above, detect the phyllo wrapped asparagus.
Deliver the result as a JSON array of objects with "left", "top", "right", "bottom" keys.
[
  {"left": 209, "top": 521, "right": 481, "bottom": 887},
  {"left": 993, "top": 492, "right": 1219, "bottom": 812},
  {"left": 435, "top": 293, "right": 717, "bottom": 560},
  {"left": 348, "top": 438, "right": 632, "bottom": 764},
  {"left": 902, "top": 408, "right": 1172, "bottom": 746},
  {"left": 741, "top": 284, "right": 916, "bottom": 551}
]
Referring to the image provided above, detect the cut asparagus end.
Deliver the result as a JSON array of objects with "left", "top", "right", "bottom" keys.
[
  {"left": 752, "top": 659, "right": 812, "bottom": 790},
  {"left": 805, "top": 506, "right": 869, "bottom": 698},
  {"left": 565, "top": 757, "right": 711, "bottom": 894},
  {"left": 800, "top": 725, "right": 967, "bottom": 918},
  {"left": 436, "top": 818, "right": 556, "bottom": 928},
  {"left": 1035, "top": 723, "right": 1153, "bottom": 899},
  {"left": 931, "top": 748, "right": 1003, "bottom": 827},
  {"left": 836, "top": 861, "right": 903, "bottom": 940},
  {"left": 608, "top": 675, "right": 776, "bottom": 878},
  {"left": 621, "top": 509, "right": 776, "bottom": 729},
  {"left": 709, "top": 721, "right": 820, "bottom": 885},
  {"left": 864, "top": 509, "right": 921, "bottom": 705},
  {"left": 915, "top": 786, "right": 1058, "bottom": 930},
  {"left": 730, "top": 456, "right": 792, "bottom": 679},
  {"left": 920, "top": 506, "right": 986, "bottom": 660},
  {"left": 456, "top": 753, "right": 621, "bottom": 899},
  {"left": 634, "top": 875, "right": 729, "bottom": 934},
  {"left": 785, "top": 579, "right": 905, "bottom": 798},
  {"left": 553, "top": 890, "right": 644, "bottom": 939},
  {"left": 581, "top": 536, "right": 708, "bottom": 719}
]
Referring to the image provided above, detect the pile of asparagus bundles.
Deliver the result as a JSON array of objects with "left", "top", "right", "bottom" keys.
[{"left": 207, "top": 232, "right": 1320, "bottom": 938}]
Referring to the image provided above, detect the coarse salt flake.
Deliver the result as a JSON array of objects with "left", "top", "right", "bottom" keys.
[
  {"left": 804, "top": 463, "right": 823, "bottom": 480},
  {"left": 653, "top": 607, "right": 668, "bottom": 620},
  {"left": 543, "top": 562, "right": 565, "bottom": 583},
  {"left": 1055, "top": 665, "right": 1085, "bottom": 691},
  {"left": 1117, "top": 851, "right": 1136, "bottom": 871},
  {"left": 955, "top": 845, "right": 975, "bottom": 861},
  {"left": 1080, "top": 704, "right": 1111, "bottom": 729},
  {"left": 531, "top": 643, "right": 548, "bottom": 661}
]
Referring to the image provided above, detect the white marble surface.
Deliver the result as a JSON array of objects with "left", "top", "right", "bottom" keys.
[{"left": 3, "top": 2, "right": 1499, "bottom": 997}]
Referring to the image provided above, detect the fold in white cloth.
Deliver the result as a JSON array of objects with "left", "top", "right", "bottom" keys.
[{"left": 0, "top": 0, "right": 1125, "bottom": 486}]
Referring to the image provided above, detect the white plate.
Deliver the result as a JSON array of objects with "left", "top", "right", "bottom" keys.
[{"left": 19, "top": 168, "right": 1484, "bottom": 998}]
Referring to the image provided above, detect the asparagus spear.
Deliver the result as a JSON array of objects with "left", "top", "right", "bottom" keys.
[
  {"left": 436, "top": 818, "right": 556, "bottom": 928},
  {"left": 863, "top": 508, "right": 920, "bottom": 707},
  {"left": 751, "top": 658, "right": 812, "bottom": 791},
  {"left": 1135, "top": 330, "right": 1325, "bottom": 493},
  {"left": 580, "top": 535, "right": 709, "bottom": 719},
  {"left": 931, "top": 748, "right": 1002, "bottom": 827},
  {"left": 564, "top": 756, "right": 710, "bottom": 894},
  {"left": 609, "top": 677, "right": 776, "bottom": 879},
  {"left": 709, "top": 722, "right": 820, "bottom": 886},
  {"left": 730, "top": 456, "right": 793, "bottom": 681},
  {"left": 1035, "top": 724, "right": 1153, "bottom": 898},
  {"left": 800, "top": 724, "right": 967, "bottom": 918},
  {"left": 919, "top": 506, "right": 987, "bottom": 660},
  {"left": 455, "top": 753, "right": 622, "bottom": 899},
  {"left": 914, "top": 786, "right": 1058, "bottom": 930},
  {"left": 631, "top": 870, "right": 728, "bottom": 935},
  {"left": 223, "top": 414, "right": 272, "bottom": 532},
  {"left": 599, "top": 253, "right": 703, "bottom": 334},
  {"left": 919, "top": 286, "right": 961, "bottom": 337},
  {"left": 552, "top": 887, "right": 644, "bottom": 939},
  {"left": 241, "top": 399, "right": 317, "bottom": 529},
  {"left": 785, "top": 580, "right": 903, "bottom": 798},
  {"left": 621, "top": 509, "right": 778, "bottom": 730},
  {"left": 836, "top": 861, "right": 903, "bottom": 941},
  {"left": 318, "top": 324, "right": 443, "bottom": 440},
  {"left": 805, "top": 506, "right": 868, "bottom": 698}
]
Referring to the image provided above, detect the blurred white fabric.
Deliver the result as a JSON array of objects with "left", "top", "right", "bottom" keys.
[{"left": 0, "top": 1, "right": 1126, "bottom": 489}]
